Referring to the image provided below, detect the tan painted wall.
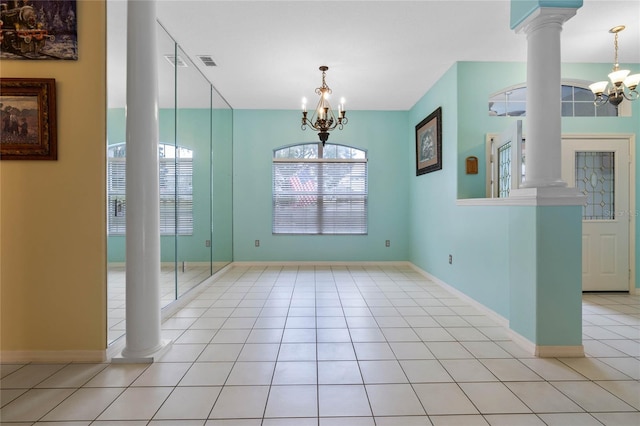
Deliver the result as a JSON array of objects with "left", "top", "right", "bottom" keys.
[{"left": 0, "top": 1, "right": 107, "bottom": 360}]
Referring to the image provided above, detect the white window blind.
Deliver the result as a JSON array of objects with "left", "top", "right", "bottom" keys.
[
  {"left": 107, "top": 157, "right": 127, "bottom": 234},
  {"left": 159, "top": 157, "right": 193, "bottom": 235},
  {"left": 107, "top": 143, "right": 193, "bottom": 236},
  {"left": 273, "top": 154, "right": 368, "bottom": 235}
]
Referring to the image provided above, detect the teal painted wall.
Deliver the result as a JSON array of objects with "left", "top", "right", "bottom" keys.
[
  {"left": 409, "top": 59, "right": 640, "bottom": 321},
  {"left": 508, "top": 206, "right": 537, "bottom": 340},
  {"left": 456, "top": 62, "right": 526, "bottom": 199},
  {"left": 508, "top": 205, "right": 583, "bottom": 345},
  {"left": 232, "top": 109, "right": 410, "bottom": 262},
  {"left": 536, "top": 205, "right": 583, "bottom": 345},
  {"left": 409, "top": 64, "right": 511, "bottom": 318},
  {"left": 212, "top": 108, "right": 234, "bottom": 263}
]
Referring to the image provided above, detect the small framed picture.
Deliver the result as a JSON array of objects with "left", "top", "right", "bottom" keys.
[
  {"left": 1, "top": 78, "right": 57, "bottom": 160},
  {"left": 416, "top": 106, "right": 442, "bottom": 175}
]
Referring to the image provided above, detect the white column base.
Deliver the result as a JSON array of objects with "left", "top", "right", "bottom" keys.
[
  {"left": 508, "top": 329, "right": 585, "bottom": 358},
  {"left": 111, "top": 339, "right": 173, "bottom": 364},
  {"left": 535, "top": 345, "right": 585, "bottom": 358}
]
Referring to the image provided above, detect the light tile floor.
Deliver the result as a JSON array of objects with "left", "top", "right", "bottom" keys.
[
  {"left": 108, "top": 263, "right": 229, "bottom": 344},
  {"left": 2, "top": 264, "right": 639, "bottom": 425}
]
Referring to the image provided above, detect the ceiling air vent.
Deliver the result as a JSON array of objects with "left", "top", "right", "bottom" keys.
[
  {"left": 164, "top": 54, "right": 188, "bottom": 68},
  {"left": 197, "top": 55, "right": 217, "bottom": 67}
]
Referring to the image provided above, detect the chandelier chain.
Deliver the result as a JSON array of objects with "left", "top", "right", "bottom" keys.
[{"left": 613, "top": 31, "right": 619, "bottom": 69}]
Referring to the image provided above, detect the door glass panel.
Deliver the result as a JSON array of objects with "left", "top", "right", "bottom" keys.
[
  {"left": 497, "top": 142, "right": 511, "bottom": 197},
  {"left": 575, "top": 151, "right": 615, "bottom": 220}
]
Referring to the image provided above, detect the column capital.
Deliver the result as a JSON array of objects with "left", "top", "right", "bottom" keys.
[{"left": 514, "top": 7, "right": 577, "bottom": 34}]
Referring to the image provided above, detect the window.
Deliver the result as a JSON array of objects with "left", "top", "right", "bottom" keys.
[
  {"left": 272, "top": 142, "right": 367, "bottom": 234},
  {"left": 107, "top": 143, "right": 193, "bottom": 235},
  {"left": 489, "top": 83, "right": 620, "bottom": 117},
  {"left": 489, "top": 86, "right": 527, "bottom": 117},
  {"left": 561, "top": 85, "right": 618, "bottom": 117}
]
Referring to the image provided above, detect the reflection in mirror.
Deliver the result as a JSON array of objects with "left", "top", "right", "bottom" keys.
[
  {"left": 176, "top": 44, "right": 213, "bottom": 298},
  {"left": 212, "top": 84, "right": 234, "bottom": 271},
  {"left": 158, "top": 22, "right": 178, "bottom": 307}
]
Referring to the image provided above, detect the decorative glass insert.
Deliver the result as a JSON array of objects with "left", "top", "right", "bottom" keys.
[
  {"left": 576, "top": 151, "right": 615, "bottom": 220},
  {"left": 489, "top": 84, "right": 619, "bottom": 117},
  {"left": 498, "top": 142, "right": 512, "bottom": 197}
]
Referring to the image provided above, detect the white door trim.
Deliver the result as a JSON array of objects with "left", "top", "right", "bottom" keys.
[{"left": 562, "top": 133, "right": 636, "bottom": 294}]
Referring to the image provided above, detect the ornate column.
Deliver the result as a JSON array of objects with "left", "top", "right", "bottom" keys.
[{"left": 516, "top": 8, "right": 576, "bottom": 189}]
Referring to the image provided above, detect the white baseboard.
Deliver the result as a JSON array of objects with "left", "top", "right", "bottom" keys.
[
  {"left": 408, "top": 263, "right": 509, "bottom": 328},
  {"left": 111, "top": 339, "right": 173, "bottom": 364},
  {"left": 535, "top": 345, "right": 585, "bottom": 358},
  {"left": 231, "top": 260, "right": 414, "bottom": 267},
  {"left": 408, "top": 264, "right": 585, "bottom": 358},
  {"left": 160, "top": 263, "right": 235, "bottom": 319},
  {"left": 0, "top": 350, "right": 106, "bottom": 363}
]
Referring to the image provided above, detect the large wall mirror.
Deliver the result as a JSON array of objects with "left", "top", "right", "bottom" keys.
[{"left": 107, "top": 5, "right": 233, "bottom": 344}]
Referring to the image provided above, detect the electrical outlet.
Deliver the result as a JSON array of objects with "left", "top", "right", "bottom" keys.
[
  {"left": 385, "top": 240, "right": 390, "bottom": 247},
  {"left": 205, "top": 240, "right": 211, "bottom": 247},
  {"left": 448, "top": 254, "right": 453, "bottom": 264},
  {"left": 255, "top": 240, "right": 260, "bottom": 247}
]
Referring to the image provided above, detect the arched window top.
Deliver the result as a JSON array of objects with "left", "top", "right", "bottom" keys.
[
  {"left": 108, "top": 142, "right": 193, "bottom": 158},
  {"left": 488, "top": 81, "right": 619, "bottom": 117},
  {"left": 274, "top": 142, "right": 366, "bottom": 160}
]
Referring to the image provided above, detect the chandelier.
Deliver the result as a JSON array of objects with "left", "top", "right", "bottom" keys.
[
  {"left": 589, "top": 25, "right": 639, "bottom": 107},
  {"left": 301, "top": 66, "right": 348, "bottom": 145}
]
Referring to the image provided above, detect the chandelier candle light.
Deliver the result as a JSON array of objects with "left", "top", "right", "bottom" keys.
[
  {"left": 301, "top": 66, "right": 348, "bottom": 146},
  {"left": 589, "top": 25, "right": 640, "bottom": 107}
]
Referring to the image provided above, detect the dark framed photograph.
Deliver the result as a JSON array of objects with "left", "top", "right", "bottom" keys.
[
  {"left": 1, "top": 78, "right": 57, "bottom": 160},
  {"left": 416, "top": 106, "right": 442, "bottom": 175}
]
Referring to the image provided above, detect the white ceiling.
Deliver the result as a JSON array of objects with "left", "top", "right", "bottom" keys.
[{"left": 107, "top": 0, "right": 640, "bottom": 110}]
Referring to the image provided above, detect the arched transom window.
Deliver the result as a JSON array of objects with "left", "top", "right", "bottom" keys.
[{"left": 489, "top": 83, "right": 619, "bottom": 117}]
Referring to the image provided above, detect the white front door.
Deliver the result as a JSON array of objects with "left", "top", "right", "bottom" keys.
[{"left": 561, "top": 138, "right": 631, "bottom": 292}]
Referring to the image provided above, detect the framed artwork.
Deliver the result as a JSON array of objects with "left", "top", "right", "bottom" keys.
[
  {"left": 0, "top": 78, "right": 57, "bottom": 160},
  {"left": 416, "top": 106, "right": 442, "bottom": 176},
  {"left": 0, "top": 0, "right": 78, "bottom": 60}
]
